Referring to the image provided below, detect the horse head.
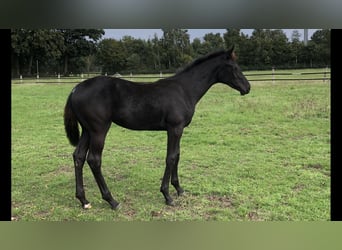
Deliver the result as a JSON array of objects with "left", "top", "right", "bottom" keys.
[{"left": 217, "top": 46, "right": 251, "bottom": 95}]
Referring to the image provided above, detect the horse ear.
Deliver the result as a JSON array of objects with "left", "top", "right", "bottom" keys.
[
  {"left": 227, "top": 45, "right": 237, "bottom": 60},
  {"left": 227, "top": 45, "right": 235, "bottom": 55}
]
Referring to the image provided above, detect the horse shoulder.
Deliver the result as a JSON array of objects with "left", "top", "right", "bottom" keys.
[{"left": 163, "top": 91, "right": 195, "bottom": 128}]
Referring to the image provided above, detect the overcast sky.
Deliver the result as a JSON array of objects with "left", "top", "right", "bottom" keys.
[{"left": 103, "top": 29, "right": 318, "bottom": 42}]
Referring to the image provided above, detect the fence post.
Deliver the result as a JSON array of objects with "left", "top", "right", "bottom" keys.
[
  {"left": 36, "top": 60, "right": 39, "bottom": 80},
  {"left": 324, "top": 66, "right": 328, "bottom": 83},
  {"left": 272, "top": 66, "right": 275, "bottom": 84}
]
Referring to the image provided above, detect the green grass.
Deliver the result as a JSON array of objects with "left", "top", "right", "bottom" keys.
[{"left": 11, "top": 73, "right": 330, "bottom": 221}]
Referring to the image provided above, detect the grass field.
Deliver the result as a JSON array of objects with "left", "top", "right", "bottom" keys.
[{"left": 11, "top": 72, "right": 330, "bottom": 221}]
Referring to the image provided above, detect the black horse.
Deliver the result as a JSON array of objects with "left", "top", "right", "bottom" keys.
[{"left": 64, "top": 47, "right": 250, "bottom": 209}]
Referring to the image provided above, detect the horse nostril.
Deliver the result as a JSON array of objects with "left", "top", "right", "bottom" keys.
[{"left": 240, "top": 86, "right": 250, "bottom": 95}]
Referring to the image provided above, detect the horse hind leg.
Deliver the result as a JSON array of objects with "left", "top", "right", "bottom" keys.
[
  {"left": 87, "top": 130, "right": 120, "bottom": 210},
  {"left": 73, "top": 130, "right": 91, "bottom": 209}
]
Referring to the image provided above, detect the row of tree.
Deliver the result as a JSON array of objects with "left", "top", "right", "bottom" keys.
[{"left": 11, "top": 29, "right": 330, "bottom": 77}]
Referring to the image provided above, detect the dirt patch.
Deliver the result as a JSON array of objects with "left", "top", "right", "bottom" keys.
[
  {"left": 42, "top": 165, "right": 72, "bottom": 177},
  {"left": 123, "top": 209, "right": 137, "bottom": 218},
  {"left": 206, "top": 194, "right": 234, "bottom": 208},
  {"left": 246, "top": 211, "right": 260, "bottom": 221},
  {"left": 114, "top": 173, "right": 127, "bottom": 181},
  {"left": 293, "top": 184, "right": 305, "bottom": 193},
  {"left": 151, "top": 210, "right": 163, "bottom": 218},
  {"left": 120, "top": 198, "right": 137, "bottom": 218},
  {"left": 303, "top": 163, "right": 330, "bottom": 176},
  {"left": 304, "top": 163, "right": 323, "bottom": 170}
]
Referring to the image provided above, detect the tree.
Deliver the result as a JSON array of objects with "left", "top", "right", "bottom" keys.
[
  {"left": 290, "top": 30, "right": 304, "bottom": 66},
  {"left": 191, "top": 38, "right": 205, "bottom": 56},
  {"left": 250, "top": 29, "right": 270, "bottom": 67},
  {"left": 223, "top": 29, "right": 241, "bottom": 49},
  {"left": 268, "top": 29, "right": 290, "bottom": 66},
  {"left": 202, "top": 33, "right": 225, "bottom": 54},
  {"left": 11, "top": 29, "right": 332, "bottom": 77},
  {"left": 161, "top": 29, "right": 191, "bottom": 69},
  {"left": 311, "top": 29, "right": 330, "bottom": 45},
  {"left": 301, "top": 42, "right": 317, "bottom": 67},
  {"left": 11, "top": 29, "right": 30, "bottom": 76},
  {"left": 123, "top": 37, "right": 154, "bottom": 71},
  {"left": 150, "top": 34, "right": 162, "bottom": 71},
  {"left": 310, "top": 29, "right": 330, "bottom": 66},
  {"left": 59, "top": 29, "right": 104, "bottom": 75},
  {"left": 11, "top": 29, "right": 64, "bottom": 76},
  {"left": 126, "top": 53, "right": 141, "bottom": 71},
  {"left": 291, "top": 30, "right": 301, "bottom": 43},
  {"left": 249, "top": 29, "right": 290, "bottom": 68},
  {"left": 96, "top": 38, "right": 127, "bottom": 74},
  {"left": 223, "top": 29, "right": 253, "bottom": 69}
]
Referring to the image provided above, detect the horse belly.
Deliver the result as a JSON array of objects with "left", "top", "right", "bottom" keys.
[{"left": 112, "top": 106, "right": 166, "bottom": 131}]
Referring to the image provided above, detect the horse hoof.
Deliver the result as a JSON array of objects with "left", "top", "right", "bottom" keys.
[
  {"left": 177, "top": 190, "right": 185, "bottom": 196},
  {"left": 83, "top": 203, "right": 92, "bottom": 209},
  {"left": 166, "top": 200, "right": 175, "bottom": 206},
  {"left": 112, "top": 203, "right": 121, "bottom": 210}
]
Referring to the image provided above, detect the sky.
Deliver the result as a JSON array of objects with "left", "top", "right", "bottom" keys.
[{"left": 103, "top": 29, "right": 318, "bottom": 42}]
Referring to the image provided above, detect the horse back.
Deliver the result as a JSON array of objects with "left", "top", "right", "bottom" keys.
[{"left": 71, "top": 76, "right": 194, "bottom": 131}]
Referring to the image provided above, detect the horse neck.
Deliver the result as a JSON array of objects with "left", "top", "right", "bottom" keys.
[{"left": 174, "top": 59, "right": 220, "bottom": 105}]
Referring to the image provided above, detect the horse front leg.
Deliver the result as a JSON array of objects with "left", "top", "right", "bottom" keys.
[
  {"left": 160, "top": 126, "right": 184, "bottom": 206},
  {"left": 171, "top": 153, "right": 184, "bottom": 197}
]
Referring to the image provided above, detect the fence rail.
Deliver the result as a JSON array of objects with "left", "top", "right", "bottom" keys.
[{"left": 12, "top": 69, "right": 330, "bottom": 84}]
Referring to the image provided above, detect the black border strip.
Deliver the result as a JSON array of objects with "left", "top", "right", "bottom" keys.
[{"left": 0, "top": 29, "right": 12, "bottom": 221}]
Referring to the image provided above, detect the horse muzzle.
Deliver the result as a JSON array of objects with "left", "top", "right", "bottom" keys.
[{"left": 240, "top": 84, "right": 251, "bottom": 95}]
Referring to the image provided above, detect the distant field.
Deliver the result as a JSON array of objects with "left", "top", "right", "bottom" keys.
[{"left": 11, "top": 71, "right": 330, "bottom": 221}]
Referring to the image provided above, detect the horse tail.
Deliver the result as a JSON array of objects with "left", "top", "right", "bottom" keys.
[{"left": 64, "top": 93, "right": 80, "bottom": 146}]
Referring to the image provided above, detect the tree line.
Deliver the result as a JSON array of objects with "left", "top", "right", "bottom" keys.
[{"left": 11, "top": 29, "right": 330, "bottom": 77}]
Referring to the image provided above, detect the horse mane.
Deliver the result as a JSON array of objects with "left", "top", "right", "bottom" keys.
[{"left": 174, "top": 50, "right": 226, "bottom": 76}]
